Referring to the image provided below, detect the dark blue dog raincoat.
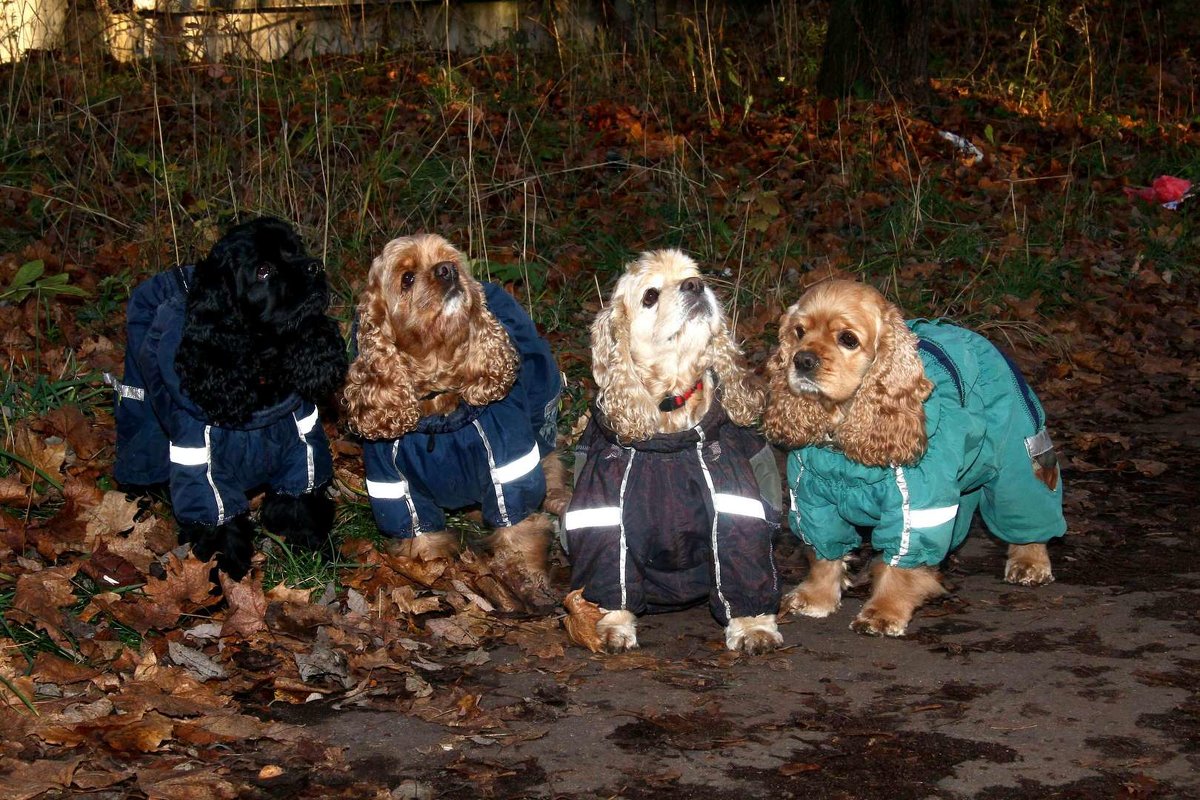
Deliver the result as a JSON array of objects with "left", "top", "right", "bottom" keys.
[{"left": 111, "top": 267, "right": 332, "bottom": 525}]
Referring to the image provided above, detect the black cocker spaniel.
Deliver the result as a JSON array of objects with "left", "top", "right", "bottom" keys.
[{"left": 113, "top": 217, "right": 347, "bottom": 580}]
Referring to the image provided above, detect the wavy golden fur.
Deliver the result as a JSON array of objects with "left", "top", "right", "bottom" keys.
[
  {"left": 343, "top": 234, "right": 519, "bottom": 440},
  {"left": 763, "top": 280, "right": 932, "bottom": 466},
  {"left": 591, "top": 250, "right": 764, "bottom": 443}
]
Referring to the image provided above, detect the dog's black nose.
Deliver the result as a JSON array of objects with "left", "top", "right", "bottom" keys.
[
  {"left": 680, "top": 277, "right": 703, "bottom": 294},
  {"left": 433, "top": 261, "right": 457, "bottom": 285},
  {"left": 794, "top": 350, "right": 820, "bottom": 374}
]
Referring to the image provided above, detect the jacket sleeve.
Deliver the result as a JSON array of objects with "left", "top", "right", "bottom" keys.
[
  {"left": 788, "top": 450, "right": 860, "bottom": 561},
  {"left": 564, "top": 428, "right": 644, "bottom": 615},
  {"left": 874, "top": 389, "right": 967, "bottom": 568}
]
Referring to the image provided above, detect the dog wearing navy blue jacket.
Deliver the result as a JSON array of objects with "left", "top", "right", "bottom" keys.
[
  {"left": 112, "top": 217, "right": 348, "bottom": 580},
  {"left": 343, "top": 234, "right": 564, "bottom": 598}
]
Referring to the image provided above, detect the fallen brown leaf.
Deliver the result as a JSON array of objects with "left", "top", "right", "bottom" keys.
[
  {"left": 562, "top": 589, "right": 604, "bottom": 653},
  {"left": 219, "top": 572, "right": 267, "bottom": 638}
]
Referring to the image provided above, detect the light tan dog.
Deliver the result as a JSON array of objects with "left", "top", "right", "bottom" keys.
[
  {"left": 344, "top": 234, "right": 566, "bottom": 588},
  {"left": 566, "top": 250, "right": 783, "bottom": 654},
  {"left": 764, "top": 280, "right": 1064, "bottom": 636}
]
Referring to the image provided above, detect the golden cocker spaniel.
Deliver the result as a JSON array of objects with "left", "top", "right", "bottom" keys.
[
  {"left": 344, "top": 234, "right": 566, "bottom": 597},
  {"left": 764, "top": 280, "right": 1065, "bottom": 636}
]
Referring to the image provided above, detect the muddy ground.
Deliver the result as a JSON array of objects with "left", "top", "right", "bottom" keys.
[{"left": 269, "top": 404, "right": 1200, "bottom": 800}]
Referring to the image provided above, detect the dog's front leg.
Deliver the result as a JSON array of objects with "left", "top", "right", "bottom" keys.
[
  {"left": 780, "top": 550, "right": 848, "bottom": 618},
  {"left": 596, "top": 609, "right": 638, "bottom": 652},
  {"left": 179, "top": 515, "right": 257, "bottom": 581},
  {"left": 725, "top": 614, "right": 783, "bottom": 654},
  {"left": 851, "top": 562, "right": 945, "bottom": 637}
]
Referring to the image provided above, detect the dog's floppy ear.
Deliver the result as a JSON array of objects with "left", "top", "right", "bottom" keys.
[
  {"left": 459, "top": 280, "right": 519, "bottom": 407},
  {"left": 762, "top": 336, "right": 831, "bottom": 450},
  {"left": 591, "top": 300, "right": 658, "bottom": 442},
  {"left": 710, "top": 320, "right": 764, "bottom": 428},
  {"left": 177, "top": 240, "right": 261, "bottom": 424},
  {"left": 836, "top": 303, "right": 932, "bottom": 466},
  {"left": 343, "top": 280, "right": 421, "bottom": 439},
  {"left": 282, "top": 315, "right": 349, "bottom": 406}
]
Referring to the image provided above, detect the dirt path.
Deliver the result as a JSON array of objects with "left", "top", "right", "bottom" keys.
[{"left": 273, "top": 407, "right": 1200, "bottom": 799}]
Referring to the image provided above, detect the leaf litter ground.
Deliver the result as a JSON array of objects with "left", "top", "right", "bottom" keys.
[{"left": 2, "top": 39, "right": 1200, "bottom": 800}]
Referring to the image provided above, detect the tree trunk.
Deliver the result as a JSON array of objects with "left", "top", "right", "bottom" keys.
[{"left": 816, "top": 0, "right": 931, "bottom": 102}]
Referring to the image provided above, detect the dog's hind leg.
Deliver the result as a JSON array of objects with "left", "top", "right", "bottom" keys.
[
  {"left": 540, "top": 451, "right": 571, "bottom": 517},
  {"left": 1004, "top": 542, "right": 1054, "bottom": 586},
  {"left": 485, "top": 513, "right": 556, "bottom": 608},
  {"left": 261, "top": 483, "right": 336, "bottom": 559},
  {"left": 179, "top": 515, "right": 257, "bottom": 581}
]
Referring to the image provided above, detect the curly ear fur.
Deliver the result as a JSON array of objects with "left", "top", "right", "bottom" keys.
[
  {"left": 591, "top": 301, "right": 659, "bottom": 442},
  {"left": 710, "top": 321, "right": 765, "bottom": 428},
  {"left": 343, "top": 279, "right": 421, "bottom": 439},
  {"left": 281, "top": 316, "right": 349, "bottom": 406},
  {"left": 176, "top": 247, "right": 263, "bottom": 425},
  {"left": 762, "top": 342, "right": 834, "bottom": 450},
  {"left": 459, "top": 279, "right": 519, "bottom": 407},
  {"left": 836, "top": 304, "right": 932, "bottom": 466}
]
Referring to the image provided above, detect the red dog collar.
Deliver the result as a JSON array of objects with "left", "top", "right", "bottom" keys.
[{"left": 659, "top": 379, "right": 703, "bottom": 413}]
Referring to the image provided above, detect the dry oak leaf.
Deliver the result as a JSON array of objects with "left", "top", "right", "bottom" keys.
[
  {"left": 80, "top": 490, "right": 139, "bottom": 538},
  {"left": 172, "top": 712, "right": 271, "bottom": 746},
  {"left": 219, "top": 571, "right": 267, "bottom": 638},
  {"left": 562, "top": 589, "right": 605, "bottom": 653},
  {"left": 0, "top": 755, "right": 83, "bottom": 800},
  {"left": 9, "top": 563, "right": 81, "bottom": 644},
  {"left": 136, "top": 767, "right": 238, "bottom": 800},
  {"left": 103, "top": 710, "right": 175, "bottom": 752},
  {"left": 146, "top": 553, "right": 219, "bottom": 612},
  {"left": 10, "top": 422, "right": 66, "bottom": 486},
  {"left": 40, "top": 405, "right": 106, "bottom": 461}
]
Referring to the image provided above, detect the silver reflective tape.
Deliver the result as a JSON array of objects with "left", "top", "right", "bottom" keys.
[
  {"left": 713, "top": 493, "right": 766, "bottom": 519},
  {"left": 1025, "top": 428, "right": 1054, "bottom": 459},
  {"left": 366, "top": 479, "right": 411, "bottom": 500},
  {"left": 563, "top": 506, "right": 622, "bottom": 530},
  {"left": 909, "top": 504, "right": 959, "bottom": 529},
  {"left": 104, "top": 372, "right": 145, "bottom": 401},
  {"left": 169, "top": 443, "right": 208, "bottom": 466},
  {"left": 492, "top": 444, "right": 540, "bottom": 484},
  {"left": 295, "top": 407, "right": 319, "bottom": 435}
]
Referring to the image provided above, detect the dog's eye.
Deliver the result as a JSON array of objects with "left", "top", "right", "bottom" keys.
[
  {"left": 401, "top": 272, "right": 415, "bottom": 290},
  {"left": 642, "top": 288, "right": 660, "bottom": 308},
  {"left": 795, "top": 325, "right": 805, "bottom": 339},
  {"left": 838, "top": 331, "right": 860, "bottom": 349},
  {"left": 256, "top": 264, "right": 274, "bottom": 280}
]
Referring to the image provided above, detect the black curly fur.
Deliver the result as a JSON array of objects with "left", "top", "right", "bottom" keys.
[
  {"left": 171, "top": 217, "right": 347, "bottom": 579},
  {"left": 176, "top": 216, "right": 347, "bottom": 426}
]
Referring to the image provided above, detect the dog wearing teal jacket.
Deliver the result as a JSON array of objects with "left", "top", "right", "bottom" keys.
[{"left": 763, "top": 281, "right": 1065, "bottom": 636}]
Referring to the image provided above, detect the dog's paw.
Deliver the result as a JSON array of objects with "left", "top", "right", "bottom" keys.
[
  {"left": 725, "top": 615, "right": 783, "bottom": 654},
  {"left": 596, "top": 610, "right": 638, "bottom": 653},
  {"left": 385, "top": 531, "right": 460, "bottom": 561},
  {"left": 850, "top": 607, "right": 908, "bottom": 637},
  {"left": 1004, "top": 543, "right": 1054, "bottom": 586},
  {"left": 780, "top": 585, "right": 841, "bottom": 618}
]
